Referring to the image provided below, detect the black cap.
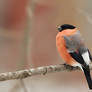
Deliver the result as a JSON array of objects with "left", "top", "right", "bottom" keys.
[{"left": 58, "top": 24, "right": 76, "bottom": 32}]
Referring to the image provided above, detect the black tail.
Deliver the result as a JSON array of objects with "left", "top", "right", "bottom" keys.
[{"left": 82, "top": 67, "right": 92, "bottom": 89}]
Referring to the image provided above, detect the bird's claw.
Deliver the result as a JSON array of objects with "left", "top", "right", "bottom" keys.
[{"left": 62, "top": 63, "right": 74, "bottom": 71}]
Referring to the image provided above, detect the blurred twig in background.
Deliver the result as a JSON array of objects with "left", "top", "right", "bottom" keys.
[
  {"left": 19, "top": 0, "right": 35, "bottom": 91},
  {"left": 20, "top": 80, "right": 28, "bottom": 92},
  {"left": 77, "top": 8, "right": 92, "bottom": 25},
  {"left": 10, "top": 0, "right": 35, "bottom": 91}
]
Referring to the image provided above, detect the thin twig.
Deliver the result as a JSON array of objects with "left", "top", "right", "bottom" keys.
[
  {"left": 10, "top": 0, "right": 35, "bottom": 91},
  {"left": 19, "top": 0, "right": 35, "bottom": 91},
  {"left": 0, "top": 64, "right": 82, "bottom": 81},
  {"left": 20, "top": 80, "right": 28, "bottom": 92}
]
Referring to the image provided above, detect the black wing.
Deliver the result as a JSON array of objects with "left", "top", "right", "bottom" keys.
[{"left": 69, "top": 51, "right": 89, "bottom": 70}]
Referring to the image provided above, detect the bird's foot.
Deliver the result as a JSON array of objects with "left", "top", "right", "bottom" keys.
[{"left": 62, "top": 63, "right": 74, "bottom": 71}]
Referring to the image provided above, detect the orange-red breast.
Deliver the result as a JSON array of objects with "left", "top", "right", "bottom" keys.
[{"left": 56, "top": 24, "right": 92, "bottom": 89}]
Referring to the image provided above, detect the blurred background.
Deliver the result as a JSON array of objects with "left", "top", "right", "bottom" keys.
[{"left": 0, "top": 0, "right": 92, "bottom": 92}]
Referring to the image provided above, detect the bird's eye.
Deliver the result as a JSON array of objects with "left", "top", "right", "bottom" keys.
[{"left": 58, "top": 27, "right": 62, "bottom": 31}]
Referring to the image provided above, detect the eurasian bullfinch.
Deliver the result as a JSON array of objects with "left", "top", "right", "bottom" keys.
[{"left": 56, "top": 24, "right": 92, "bottom": 89}]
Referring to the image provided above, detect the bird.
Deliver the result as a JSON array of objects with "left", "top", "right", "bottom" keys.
[{"left": 56, "top": 24, "right": 92, "bottom": 89}]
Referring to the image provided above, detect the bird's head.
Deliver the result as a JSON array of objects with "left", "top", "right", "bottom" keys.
[{"left": 57, "top": 24, "right": 76, "bottom": 32}]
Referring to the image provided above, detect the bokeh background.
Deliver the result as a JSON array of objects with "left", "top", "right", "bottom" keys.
[{"left": 0, "top": 0, "right": 92, "bottom": 92}]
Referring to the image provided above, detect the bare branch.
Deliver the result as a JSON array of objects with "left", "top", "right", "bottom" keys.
[{"left": 0, "top": 64, "right": 81, "bottom": 81}]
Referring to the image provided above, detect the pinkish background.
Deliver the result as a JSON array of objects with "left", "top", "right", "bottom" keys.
[{"left": 0, "top": 0, "right": 92, "bottom": 92}]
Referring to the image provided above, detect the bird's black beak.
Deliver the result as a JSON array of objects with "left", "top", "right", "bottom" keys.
[{"left": 57, "top": 26, "right": 62, "bottom": 32}]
